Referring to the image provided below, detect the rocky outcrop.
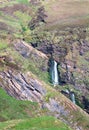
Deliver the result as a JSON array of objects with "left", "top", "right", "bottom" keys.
[
  {"left": 0, "top": 69, "right": 89, "bottom": 130},
  {"left": 13, "top": 40, "right": 48, "bottom": 71},
  {"left": 31, "top": 26, "right": 89, "bottom": 113},
  {"left": 0, "top": 70, "right": 46, "bottom": 102},
  {"left": 0, "top": 41, "right": 88, "bottom": 129}
]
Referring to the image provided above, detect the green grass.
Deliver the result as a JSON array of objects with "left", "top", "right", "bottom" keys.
[
  {"left": 16, "top": 0, "right": 29, "bottom": 5},
  {"left": 13, "top": 116, "right": 72, "bottom": 130},
  {"left": 0, "top": 116, "right": 72, "bottom": 130},
  {"left": 14, "top": 11, "right": 32, "bottom": 26},
  {"left": 0, "top": 88, "right": 72, "bottom": 130},
  {"left": 0, "top": 1, "right": 32, "bottom": 40},
  {"left": 0, "top": 40, "right": 8, "bottom": 50},
  {"left": 0, "top": 87, "right": 38, "bottom": 121}
]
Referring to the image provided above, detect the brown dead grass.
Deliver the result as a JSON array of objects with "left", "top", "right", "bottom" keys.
[
  {"left": 42, "top": 0, "right": 89, "bottom": 29},
  {"left": 0, "top": 4, "right": 29, "bottom": 15}
]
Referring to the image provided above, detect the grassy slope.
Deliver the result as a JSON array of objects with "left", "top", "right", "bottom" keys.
[
  {"left": 0, "top": 116, "right": 72, "bottom": 130},
  {"left": 0, "top": 0, "right": 50, "bottom": 85},
  {"left": 0, "top": 0, "right": 89, "bottom": 35},
  {"left": 0, "top": 87, "right": 38, "bottom": 121},
  {"left": 0, "top": 43, "right": 50, "bottom": 83},
  {"left": 0, "top": 0, "right": 34, "bottom": 41},
  {"left": 0, "top": 69, "right": 89, "bottom": 130},
  {"left": 0, "top": 88, "right": 72, "bottom": 130}
]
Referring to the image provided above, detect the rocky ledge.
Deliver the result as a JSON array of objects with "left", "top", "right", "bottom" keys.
[
  {"left": 0, "top": 69, "right": 89, "bottom": 130},
  {"left": 0, "top": 70, "right": 46, "bottom": 102}
]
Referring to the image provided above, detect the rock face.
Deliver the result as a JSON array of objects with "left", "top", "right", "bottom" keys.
[
  {"left": 0, "top": 70, "right": 46, "bottom": 102},
  {"left": 0, "top": 38, "right": 89, "bottom": 129},
  {"left": 10, "top": 32, "right": 89, "bottom": 113},
  {"left": 0, "top": 69, "right": 89, "bottom": 130},
  {"left": 32, "top": 27, "right": 89, "bottom": 113},
  {"left": 13, "top": 40, "right": 48, "bottom": 71}
]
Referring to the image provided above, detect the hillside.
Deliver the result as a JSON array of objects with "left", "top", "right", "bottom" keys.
[
  {"left": 0, "top": 0, "right": 89, "bottom": 130},
  {"left": 0, "top": 87, "right": 72, "bottom": 130},
  {"left": 42, "top": 0, "right": 89, "bottom": 29}
]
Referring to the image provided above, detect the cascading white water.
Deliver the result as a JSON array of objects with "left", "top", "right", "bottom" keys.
[
  {"left": 70, "top": 92, "right": 76, "bottom": 104},
  {"left": 51, "top": 60, "right": 59, "bottom": 86}
]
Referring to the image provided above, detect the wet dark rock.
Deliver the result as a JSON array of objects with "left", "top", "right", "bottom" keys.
[{"left": 81, "top": 96, "right": 89, "bottom": 113}]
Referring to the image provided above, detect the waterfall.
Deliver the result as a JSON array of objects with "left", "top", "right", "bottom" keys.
[
  {"left": 70, "top": 92, "right": 76, "bottom": 104},
  {"left": 51, "top": 60, "right": 59, "bottom": 86}
]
